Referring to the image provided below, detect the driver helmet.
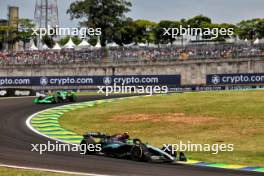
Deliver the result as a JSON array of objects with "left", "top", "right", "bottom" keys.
[{"left": 123, "top": 132, "right": 129, "bottom": 139}]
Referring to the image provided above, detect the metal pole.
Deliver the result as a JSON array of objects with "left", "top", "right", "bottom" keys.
[{"left": 45, "top": 0, "right": 48, "bottom": 28}]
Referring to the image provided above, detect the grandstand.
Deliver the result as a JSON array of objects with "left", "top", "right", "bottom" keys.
[{"left": 0, "top": 44, "right": 263, "bottom": 65}]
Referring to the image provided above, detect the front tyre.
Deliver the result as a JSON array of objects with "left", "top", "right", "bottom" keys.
[
  {"left": 52, "top": 97, "right": 58, "bottom": 104},
  {"left": 130, "top": 146, "right": 143, "bottom": 161},
  {"left": 69, "top": 95, "right": 77, "bottom": 102}
]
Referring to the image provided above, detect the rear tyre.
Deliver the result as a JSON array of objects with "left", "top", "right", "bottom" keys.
[
  {"left": 57, "top": 97, "right": 63, "bottom": 103},
  {"left": 179, "top": 152, "right": 187, "bottom": 162},
  {"left": 68, "top": 95, "right": 77, "bottom": 102},
  {"left": 80, "top": 137, "right": 97, "bottom": 155}
]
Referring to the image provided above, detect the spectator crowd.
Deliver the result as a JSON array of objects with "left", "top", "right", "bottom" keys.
[{"left": 0, "top": 44, "right": 264, "bottom": 65}]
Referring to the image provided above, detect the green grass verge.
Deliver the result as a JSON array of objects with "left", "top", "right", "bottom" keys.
[
  {"left": 60, "top": 90, "right": 264, "bottom": 167},
  {"left": 0, "top": 167, "right": 73, "bottom": 176},
  {"left": 77, "top": 91, "right": 140, "bottom": 96},
  {"left": 76, "top": 91, "right": 99, "bottom": 96}
]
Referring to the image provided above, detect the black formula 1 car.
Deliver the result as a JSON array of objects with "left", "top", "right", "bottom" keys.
[{"left": 80, "top": 132, "right": 187, "bottom": 163}]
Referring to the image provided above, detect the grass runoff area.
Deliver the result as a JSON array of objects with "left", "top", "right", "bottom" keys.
[
  {"left": 0, "top": 167, "right": 73, "bottom": 176},
  {"left": 61, "top": 90, "right": 264, "bottom": 167}
]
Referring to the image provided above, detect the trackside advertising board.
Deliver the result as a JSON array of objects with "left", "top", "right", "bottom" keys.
[
  {"left": 0, "top": 88, "right": 35, "bottom": 97},
  {"left": 0, "top": 75, "right": 181, "bottom": 87},
  {"left": 207, "top": 73, "right": 264, "bottom": 85}
]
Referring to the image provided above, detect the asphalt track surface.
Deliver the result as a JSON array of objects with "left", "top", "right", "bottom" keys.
[{"left": 0, "top": 95, "right": 262, "bottom": 176}]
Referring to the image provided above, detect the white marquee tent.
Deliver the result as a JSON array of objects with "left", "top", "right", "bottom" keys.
[
  {"left": 254, "top": 38, "right": 260, "bottom": 44},
  {"left": 41, "top": 44, "right": 49, "bottom": 50},
  {"left": 106, "top": 42, "right": 119, "bottom": 48},
  {"left": 52, "top": 43, "right": 61, "bottom": 50},
  {"left": 78, "top": 39, "right": 91, "bottom": 48},
  {"left": 29, "top": 42, "right": 38, "bottom": 50},
  {"left": 138, "top": 43, "right": 147, "bottom": 47},
  {"left": 95, "top": 38, "right": 102, "bottom": 48},
  {"left": 64, "top": 38, "right": 76, "bottom": 49}
]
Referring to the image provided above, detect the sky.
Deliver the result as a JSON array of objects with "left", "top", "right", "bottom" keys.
[{"left": 0, "top": 0, "right": 263, "bottom": 27}]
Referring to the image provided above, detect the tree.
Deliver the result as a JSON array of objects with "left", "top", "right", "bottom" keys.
[
  {"left": 112, "top": 18, "right": 136, "bottom": 45},
  {"left": 59, "top": 36, "right": 81, "bottom": 46},
  {"left": 154, "top": 20, "right": 181, "bottom": 45},
  {"left": 42, "top": 35, "right": 54, "bottom": 48},
  {"left": 18, "top": 19, "right": 35, "bottom": 49},
  {"left": 236, "top": 19, "right": 259, "bottom": 40},
  {"left": 255, "top": 19, "right": 264, "bottom": 39},
  {"left": 187, "top": 15, "right": 212, "bottom": 28},
  {"left": 199, "top": 22, "right": 236, "bottom": 41},
  {"left": 187, "top": 15, "right": 212, "bottom": 40},
  {"left": 67, "top": 0, "right": 132, "bottom": 46},
  {"left": 133, "top": 20, "right": 157, "bottom": 44},
  {"left": 0, "top": 26, "right": 16, "bottom": 50}
]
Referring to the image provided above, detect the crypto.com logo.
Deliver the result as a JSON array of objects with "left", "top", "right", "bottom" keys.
[
  {"left": 211, "top": 75, "right": 221, "bottom": 85},
  {"left": 103, "top": 76, "right": 112, "bottom": 85},
  {"left": 40, "top": 77, "right": 49, "bottom": 86}
]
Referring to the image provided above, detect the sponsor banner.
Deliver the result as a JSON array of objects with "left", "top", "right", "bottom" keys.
[
  {"left": 0, "top": 75, "right": 181, "bottom": 87},
  {"left": 169, "top": 85, "right": 264, "bottom": 92},
  {"left": 207, "top": 73, "right": 264, "bottom": 85},
  {"left": 0, "top": 88, "right": 35, "bottom": 97},
  {"left": 0, "top": 90, "right": 8, "bottom": 97}
]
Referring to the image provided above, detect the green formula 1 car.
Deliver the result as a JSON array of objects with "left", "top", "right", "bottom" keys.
[{"left": 34, "top": 91, "right": 77, "bottom": 104}]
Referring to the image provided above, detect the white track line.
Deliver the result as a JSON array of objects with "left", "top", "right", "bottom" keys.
[{"left": 0, "top": 164, "right": 112, "bottom": 176}]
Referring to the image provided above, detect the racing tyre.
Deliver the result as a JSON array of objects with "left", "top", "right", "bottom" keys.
[
  {"left": 53, "top": 97, "right": 58, "bottom": 104},
  {"left": 162, "top": 145, "right": 177, "bottom": 158},
  {"left": 80, "top": 137, "right": 97, "bottom": 155},
  {"left": 179, "top": 152, "right": 187, "bottom": 162},
  {"left": 68, "top": 95, "right": 77, "bottom": 102},
  {"left": 130, "top": 146, "right": 143, "bottom": 161}
]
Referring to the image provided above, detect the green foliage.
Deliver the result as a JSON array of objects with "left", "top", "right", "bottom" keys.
[
  {"left": 187, "top": 15, "right": 212, "bottom": 27},
  {"left": 255, "top": 19, "right": 264, "bottom": 39},
  {"left": 59, "top": 36, "right": 81, "bottom": 46},
  {"left": 133, "top": 20, "right": 157, "bottom": 44},
  {"left": 0, "top": 19, "right": 35, "bottom": 50},
  {"left": 18, "top": 18, "right": 36, "bottom": 49},
  {"left": 66, "top": 0, "right": 264, "bottom": 46},
  {"left": 0, "top": 167, "right": 71, "bottom": 176},
  {"left": 42, "top": 35, "right": 55, "bottom": 48},
  {"left": 154, "top": 20, "right": 182, "bottom": 44},
  {"left": 88, "top": 37, "right": 98, "bottom": 46},
  {"left": 67, "top": 0, "right": 132, "bottom": 46},
  {"left": 112, "top": 18, "right": 136, "bottom": 45},
  {"left": 0, "top": 26, "right": 16, "bottom": 42},
  {"left": 0, "top": 26, "right": 16, "bottom": 50},
  {"left": 236, "top": 19, "right": 263, "bottom": 40},
  {"left": 61, "top": 91, "right": 264, "bottom": 167}
]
